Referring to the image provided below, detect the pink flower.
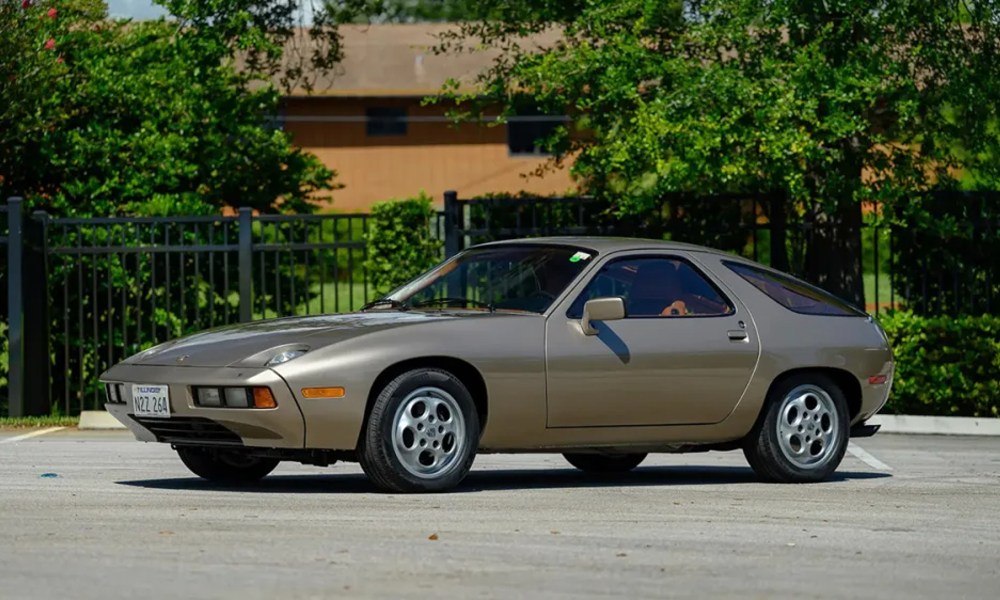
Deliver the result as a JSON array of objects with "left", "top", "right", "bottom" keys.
[
  {"left": 56, "top": 56, "right": 64, "bottom": 64},
  {"left": 48, "top": 8, "right": 57, "bottom": 19},
  {"left": 44, "top": 38, "right": 56, "bottom": 51}
]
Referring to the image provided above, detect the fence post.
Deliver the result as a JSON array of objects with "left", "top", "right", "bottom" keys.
[
  {"left": 6, "top": 197, "right": 24, "bottom": 417},
  {"left": 20, "top": 211, "right": 51, "bottom": 415},
  {"left": 238, "top": 207, "right": 253, "bottom": 322},
  {"left": 769, "top": 190, "right": 790, "bottom": 272},
  {"left": 443, "top": 190, "right": 459, "bottom": 258}
]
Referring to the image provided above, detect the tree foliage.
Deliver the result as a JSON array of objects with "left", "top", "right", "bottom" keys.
[
  {"left": 438, "top": 0, "right": 1000, "bottom": 304},
  {"left": 0, "top": 0, "right": 359, "bottom": 216}
]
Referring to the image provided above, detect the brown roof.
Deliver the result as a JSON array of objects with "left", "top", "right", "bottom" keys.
[{"left": 280, "top": 24, "right": 559, "bottom": 98}]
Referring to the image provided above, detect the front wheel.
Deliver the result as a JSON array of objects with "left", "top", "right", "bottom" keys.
[
  {"left": 359, "top": 368, "right": 479, "bottom": 493},
  {"left": 743, "top": 374, "right": 849, "bottom": 483},
  {"left": 176, "top": 447, "right": 279, "bottom": 485},
  {"left": 563, "top": 452, "right": 647, "bottom": 473}
]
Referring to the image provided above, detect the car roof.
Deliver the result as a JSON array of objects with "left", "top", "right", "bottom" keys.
[{"left": 474, "top": 236, "right": 734, "bottom": 257}]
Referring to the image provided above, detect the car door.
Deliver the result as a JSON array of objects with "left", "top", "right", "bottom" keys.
[{"left": 545, "top": 252, "right": 760, "bottom": 428}]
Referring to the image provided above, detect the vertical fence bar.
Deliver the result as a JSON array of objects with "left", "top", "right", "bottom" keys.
[
  {"left": 6, "top": 198, "right": 24, "bottom": 417},
  {"left": 443, "top": 190, "right": 459, "bottom": 258},
  {"left": 21, "top": 211, "right": 51, "bottom": 415},
  {"left": 238, "top": 207, "right": 253, "bottom": 322},
  {"left": 873, "top": 224, "right": 880, "bottom": 315},
  {"left": 769, "top": 191, "right": 789, "bottom": 272}
]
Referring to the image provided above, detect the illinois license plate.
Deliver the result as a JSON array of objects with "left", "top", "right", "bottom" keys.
[{"left": 132, "top": 384, "right": 171, "bottom": 418}]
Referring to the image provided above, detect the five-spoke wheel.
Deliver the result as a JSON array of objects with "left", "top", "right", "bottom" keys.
[
  {"left": 392, "top": 387, "right": 467, "bottom": 479},
  {"left": 743, "top": 373, "right": 849, "bottom": 483},
  {"left": 360, "top": 368, "right": 479, "bottom": 493}
]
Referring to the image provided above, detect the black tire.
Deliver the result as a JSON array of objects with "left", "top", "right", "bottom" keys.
[
  {"left": 563, "top": 452, "right": 647, "bottom": 473},
  {"left": 743, "top": 373, "right": 849, "bottom": 483},
  {"left": 359, "top": 368, "right": 480, "bottom": 493},
  {"left": 176, "top": 447, "right": 279, "bottom": 485}
]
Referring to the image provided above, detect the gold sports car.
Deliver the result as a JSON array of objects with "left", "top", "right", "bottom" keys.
[{"left": 101, "top": 237, "right": 893, "bottom": 493}]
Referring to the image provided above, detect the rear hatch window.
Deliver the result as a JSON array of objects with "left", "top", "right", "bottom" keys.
[{"left": 723, "top": 261, "right": 866, "bottom": 317}]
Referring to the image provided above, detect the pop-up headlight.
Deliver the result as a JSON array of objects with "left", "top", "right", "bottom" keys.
[{"left": 267, "top": 348, "right": 308, "bottom": 366}]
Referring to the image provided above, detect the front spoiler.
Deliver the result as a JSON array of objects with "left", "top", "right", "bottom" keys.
[{"left": 101, "top": 363, "right": 306, "bottom": 449}]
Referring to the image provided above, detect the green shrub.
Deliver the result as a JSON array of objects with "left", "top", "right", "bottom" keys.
[
  {"left": 365, "top": 194, "right": 443, "bottom": 296},
  {"left": 878, "top": 311, "right": 1000, "bottom": 417}
]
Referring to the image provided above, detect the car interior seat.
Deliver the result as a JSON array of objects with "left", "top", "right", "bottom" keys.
[{"left": 627, "top": 260, "right": 686, "bottom": 316}]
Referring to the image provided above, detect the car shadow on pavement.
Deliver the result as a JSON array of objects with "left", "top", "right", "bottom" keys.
[{"left": 117, "top": 465, "right": 890, "bottom": 494}]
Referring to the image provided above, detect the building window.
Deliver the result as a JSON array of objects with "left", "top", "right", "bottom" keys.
[
  {"left": 507, "top": 113, "right": 563, "bottom": 156},
  {"left": 366, "top": 107, "right": 407, "bottom": 137}
]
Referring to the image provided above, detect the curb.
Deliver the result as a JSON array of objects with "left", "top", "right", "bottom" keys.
[
  {"left": 870, "top": 414, "right": 1000, "bottom": 436},
  {"left": 78, "top": 411, "right": 127, "bottom": 430}
]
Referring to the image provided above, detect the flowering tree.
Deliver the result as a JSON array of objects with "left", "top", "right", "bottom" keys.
[
  {"left": 0, "top": 0, "right": 363, "bottom": 215},
  {"left": 0, "top": 0, "right": 74, "bottom": 198}
]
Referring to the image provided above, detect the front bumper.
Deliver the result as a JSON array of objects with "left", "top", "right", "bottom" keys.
[{"left": 101, "top": 363, "right": 306, "bottom": 449}]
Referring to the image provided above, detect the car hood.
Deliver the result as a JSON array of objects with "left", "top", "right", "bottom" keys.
[{"left": 125, "top": 311, "right": 476, "bottom": 368}]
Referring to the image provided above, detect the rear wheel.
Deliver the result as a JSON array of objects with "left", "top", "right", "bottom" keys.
[
  {"left": 176, "top": 447, "right": 279, "bottom": 484},
  {"left": 563, "top": 452, "right": 647, "bottom": 473},
  {"left": 359, "top": 368, "right": 479, "bottom": 493},
  {"left": 743, "top": 373, "right": 849, "bottom": 483}
]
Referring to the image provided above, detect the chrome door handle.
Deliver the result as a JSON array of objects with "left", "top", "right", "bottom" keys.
[{"left": 727, "top": 330, "right": 749, "bottom": 341}]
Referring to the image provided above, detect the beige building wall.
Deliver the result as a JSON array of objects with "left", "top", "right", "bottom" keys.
[{"left": 282, "top": 97, "right": 576, "bottom": 212}]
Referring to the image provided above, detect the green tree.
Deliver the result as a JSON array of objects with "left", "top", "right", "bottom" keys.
[
  {"left": 0, "top": 0, "right": 366, "bottom": 216},
  {"left": 438, "top": 0, "right": 1000, "bottom": 304}
]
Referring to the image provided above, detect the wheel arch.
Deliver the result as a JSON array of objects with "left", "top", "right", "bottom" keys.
[
  {"left": 764, "top": 367, "right": 863, "bottom": 421},
  {"left": 356, "top": 356, "right": 489, "bottom": 449}
]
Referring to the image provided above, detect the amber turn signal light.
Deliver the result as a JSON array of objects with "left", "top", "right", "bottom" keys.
[
  {"left": 301, "top": 386, "right": 346, "bottom": 399},
  {"left": 252, "top": 387, "right": 278, "bottom": 408}
]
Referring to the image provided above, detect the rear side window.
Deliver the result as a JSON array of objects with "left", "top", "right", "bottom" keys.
[{"left": 723, "top": 261, "right": 865, "bottom": 317}]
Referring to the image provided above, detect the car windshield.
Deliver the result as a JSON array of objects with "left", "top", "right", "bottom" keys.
[{"left": 387, "top": 244, "right": 597, "bottom": 314}]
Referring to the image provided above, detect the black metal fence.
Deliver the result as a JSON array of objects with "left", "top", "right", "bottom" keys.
[
  {"left": 440, "top": 189, "right": 1000, "bottom": 316},
  {"left": 1, "top": 190, "right": 997, "bottom": 417},
  {"left": 3, "top": 204, "right": 373, "bottom": 417},
  {"left": 441, "top": 191, "right": 902, "bottom": 313}
]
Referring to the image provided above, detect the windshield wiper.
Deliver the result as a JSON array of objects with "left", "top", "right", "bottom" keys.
[
  {"left": 409, "top": 297, "right": 496, "bottom": 313},
  {"left": 360, "top": 298, "right": 410, "bottom": 311}
]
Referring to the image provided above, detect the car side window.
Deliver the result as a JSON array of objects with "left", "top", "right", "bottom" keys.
[
  {"left": 723, "top": 261, "right": 865, "bottom": 317},
  {"left": 568, "top": 256, "right": 734, "bottom": 318}
]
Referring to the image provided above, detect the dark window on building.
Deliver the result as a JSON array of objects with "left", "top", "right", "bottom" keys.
[
  {"left": 366, "top": 107, "right": 407, "bottom": 137},
  {"left": 507, "top": 112, "right": 563, "bottom": 156},
  {"left": 723, "top": 261, "right": 865, "bottom": 317}
]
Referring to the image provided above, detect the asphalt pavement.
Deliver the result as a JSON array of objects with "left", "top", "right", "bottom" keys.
[{"left": 1, "top": 429, "right": 998, "bottom": 599}]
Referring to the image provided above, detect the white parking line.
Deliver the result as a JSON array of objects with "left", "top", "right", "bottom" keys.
[
  {"left": 848, "top": 442, "right": 893, "bottom": 471},
  {"left": 0, "top": 427, "right": 65, "bottom": 445}
]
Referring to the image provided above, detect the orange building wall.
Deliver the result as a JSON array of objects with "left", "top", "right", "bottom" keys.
[{"left": 281, "top": 97, "right": 576, "bottom": 212}]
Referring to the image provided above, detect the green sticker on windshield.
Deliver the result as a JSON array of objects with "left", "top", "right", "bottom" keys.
[{"left": 569, "top": 251, "right": 592, "bottom": 263}]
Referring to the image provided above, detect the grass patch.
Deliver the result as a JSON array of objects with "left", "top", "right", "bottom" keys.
[
  {"left": 0, "top": 416, "right": 79, "bottom": 429},
  {"left": 864, "top": 272, "right": 901, "bottom": 312},
  {"left": 251, "top": 281, "right": 373, "bottom": 320},
  {"left": 298, "top": 281, "right": 373, "bottom": 315}
]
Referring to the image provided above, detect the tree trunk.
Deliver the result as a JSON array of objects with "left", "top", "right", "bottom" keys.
[{"left": 803, "top": 198, "right": 865, "bottom": 308}]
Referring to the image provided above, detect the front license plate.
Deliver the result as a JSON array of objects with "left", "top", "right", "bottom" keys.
[{"left": 132, "top": 384, "right": 170, "bottom": 418}]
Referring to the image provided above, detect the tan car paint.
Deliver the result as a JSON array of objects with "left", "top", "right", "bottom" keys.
[
  {"left": 100, "top": 237, "right": 893, "bottom": 454},
  {"left": 543, "top": 248, "right": 761, "bottom": 428}
]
